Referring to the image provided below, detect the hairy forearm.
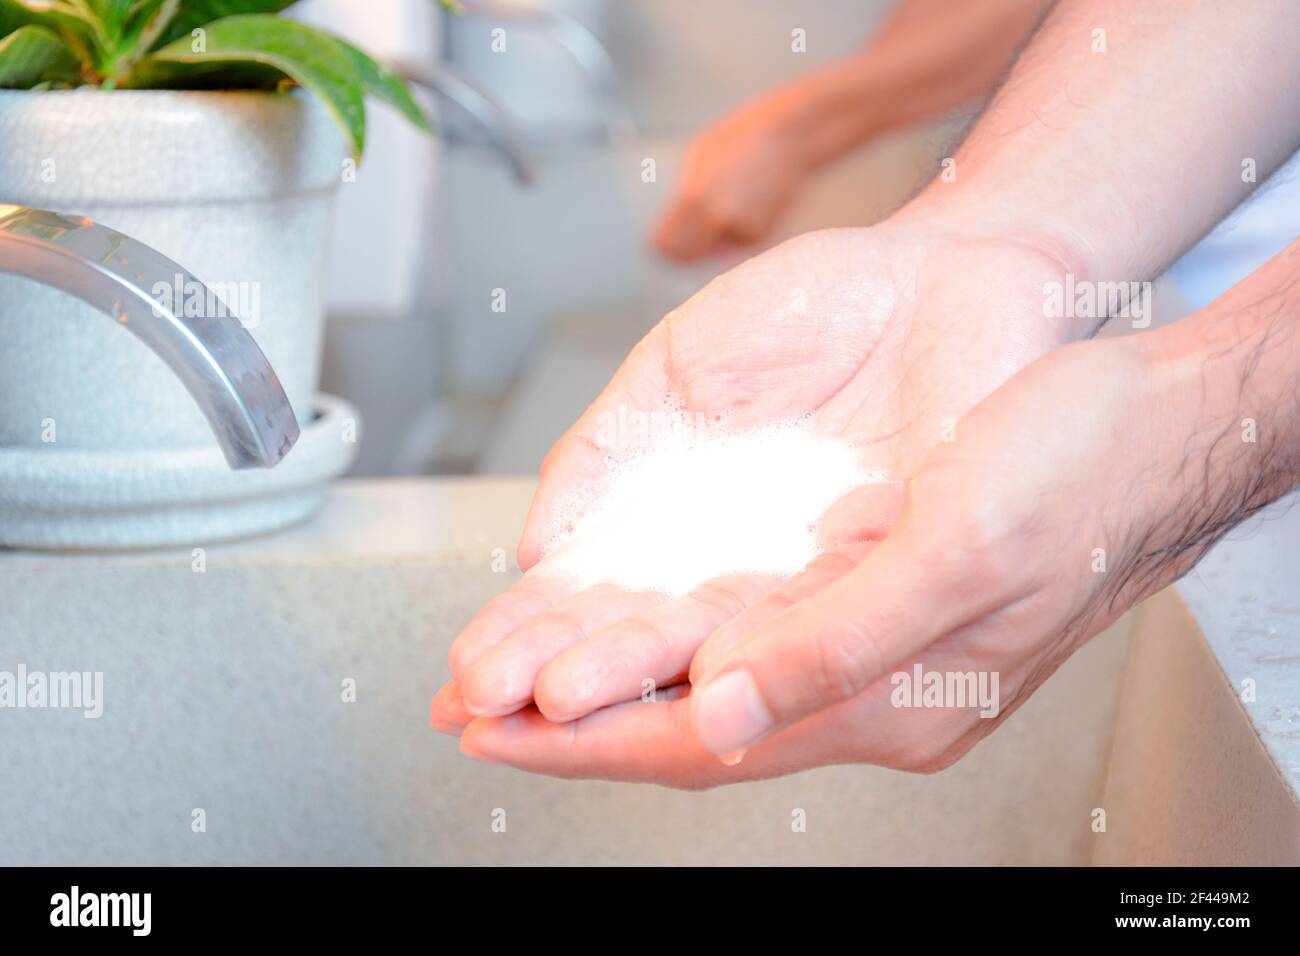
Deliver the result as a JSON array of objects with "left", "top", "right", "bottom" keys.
[
  {"left": 773, "top": 0, "right": 1051, "bottom": 169},
  {"left": 902, "top": 0, "right": 1300, "bottom": 283},
  {"left": 1165, "top": 239, "right": 1300, "bottom": 509},
  {"left": 1124, "top": 240, "right": 1300, "bottom": 601}
]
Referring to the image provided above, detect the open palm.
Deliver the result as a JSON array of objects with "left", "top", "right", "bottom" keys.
[{"left": 431, "top": 221, "right": 1077, "bottom": 751}]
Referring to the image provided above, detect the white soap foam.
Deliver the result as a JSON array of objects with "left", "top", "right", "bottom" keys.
[{"left": 531, "top": 418, "right": 883, "bottom": 597}]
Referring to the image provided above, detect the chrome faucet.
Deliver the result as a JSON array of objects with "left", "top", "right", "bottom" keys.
[
  {"left": 392, "top": 60, "right": 537, "bottom": 184},
  {"left": 0, "top": 205, "right": 299, "bottom": 469}
]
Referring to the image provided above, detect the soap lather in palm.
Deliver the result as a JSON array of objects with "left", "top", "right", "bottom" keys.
[{"left": 435, "top": 222, "right": 1072, "bottom": 726}]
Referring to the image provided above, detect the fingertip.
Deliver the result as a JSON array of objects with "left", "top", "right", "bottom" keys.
[
  {"left": 650, "top": 214, "right": 678, "bottom": 258},
  {"left": 446, "top": 638, "right": 468, "bottom": 679},
  {"left": 458, "top": 659, "right": 528, "bottom": 719},
  {"left": 656, "top": 207, "right": 718, "bottom": 263},
  {"left": 461, "top": 710, "right": 539, "bottom": 765},
  {"left": 430, "top": 680, "right": 474, "bottom": 735},
  {"left": 459, "top": 722, "right": 505, "bottom": 765}
]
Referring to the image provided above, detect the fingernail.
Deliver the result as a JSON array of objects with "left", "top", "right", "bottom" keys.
[
  {"left": 694, "top": 669, "right": 773, "bottom": 755},
  {"left": 460, "top": 673, "right": 527, "bottom": 719},
  {"left": 719, "top": 749, "right": 747, "bottom": 766}
]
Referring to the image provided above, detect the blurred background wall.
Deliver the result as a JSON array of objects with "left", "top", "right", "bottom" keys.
[
  {"left": 299, "top": 0, "right": 1297, "bottom": 480},
  {"left": 299, "top": 0, "right": 948, "bottom": 477}
]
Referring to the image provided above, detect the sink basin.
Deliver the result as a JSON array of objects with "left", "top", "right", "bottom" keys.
[{"left": 0, "top": 478, "right": 1293, "bottom": 865}]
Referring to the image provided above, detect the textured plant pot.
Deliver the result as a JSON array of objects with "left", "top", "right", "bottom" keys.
[{"left": 0, "top": 89, "right": 359, "bottom": 548}]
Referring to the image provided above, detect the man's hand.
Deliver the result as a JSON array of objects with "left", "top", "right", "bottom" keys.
[
  {"left": 431, "top": 220, "right": 1083, "bottom": 732},
  {"left": 436, "top": 242, "right": 1299, "bottom": 787},
  {"left": 652, "top": 92, "right": 813, "bottom": 262},
  {"left": 652, "top": 0, "right": 1053, "bottom": 262}
]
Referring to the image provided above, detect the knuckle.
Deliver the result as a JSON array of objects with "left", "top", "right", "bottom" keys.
[
  {"left": 533, "top": 609, "right": 587, "bottom": 648},
  {"left": 626, "top": 617, "right": 677, "bottom": 671},
  {"left": 957, "top": 497, "right": 1019, "bottom": 557},
  {"left": 806, "top": 545, "right": 864, "bottom": 579},
  {"left": 690, "top": 580, "right": 750, "bottom": 619},
  {"left": 532, "top": 663, "right": 580, "bottom": 722},
  {"left": 760, "top": 587, "right": 799, "bottom": 615},
  {"left": 808, "top": 616, "right": 885, "bottom": 704}
]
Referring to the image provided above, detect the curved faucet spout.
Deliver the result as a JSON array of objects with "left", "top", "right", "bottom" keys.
[{"left": 0, "top": 205, "right": 299, "bottom": 469}]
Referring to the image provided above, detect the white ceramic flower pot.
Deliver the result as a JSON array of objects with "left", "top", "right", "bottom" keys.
[{"left": 0, "top": 89, "right": 360, "bottom": 549}]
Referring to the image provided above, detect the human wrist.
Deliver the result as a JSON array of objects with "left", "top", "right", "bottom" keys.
[
  {"left": 881, "top": 198, "right": 1104, "bottom": 344},
  {"left": 893, "top": 183, "right": 1101, "bottom": 285}
]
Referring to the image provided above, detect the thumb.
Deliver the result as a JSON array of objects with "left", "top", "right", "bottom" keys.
[
  {"left": 516, "top": 431, "right": 613, "bottom": 570},
  {"left": 689, "top": 520, "right": 993, "bottom": 756},
  {"left": 516, "top": 327, "right": 674, "bottom": 569}
]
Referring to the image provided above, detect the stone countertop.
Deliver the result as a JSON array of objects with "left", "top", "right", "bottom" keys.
[
  {"left": 0, "top": 476, "right": 539, "bottom": 569},
  {"left": 0, "top": 476, "right": 1131, "bottom": 865},
  {"left": 1, "top": 477, "right": 1293, "bottom": 864},
  {"left": 1175, "top": 493, "right": 1300, "bottom": 800},
  {"left": 6, "top": 478, "right": 1295, "bottom": 799}
]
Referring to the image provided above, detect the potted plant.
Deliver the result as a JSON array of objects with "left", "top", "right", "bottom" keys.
[{"left": 0, "top": 0, "right": 436, "bottom": 548}]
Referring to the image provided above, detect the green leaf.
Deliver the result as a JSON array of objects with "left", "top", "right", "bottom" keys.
[
  {"left": 0, "top": 2, "right": 115, "bottom": 78},
  {"left": 340, "top": 38, "right": 430, "bottom": 133},
  {"left": 85, "top": 0, "right": 180, "bottom": 81},
  {"left": 0, "top": 23, "right": 78, "bottom": 86},
  {"left": 0, "top": 0, "right": 38, "bottom": 38},
  {"left": 153, "top": 0, "right": 296, "bottom": 48},
  {"left": 136, "top": 14, "right": 367, "bottom": 159},
  {"left": 0, "top": 0, "right": 80, "bottom": 37},
  {"left": 118, "top": 0, "right": 177, "bottom": 63},
  {"left": 86, "top": 0, "right": 132, "bottom": 35}
]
